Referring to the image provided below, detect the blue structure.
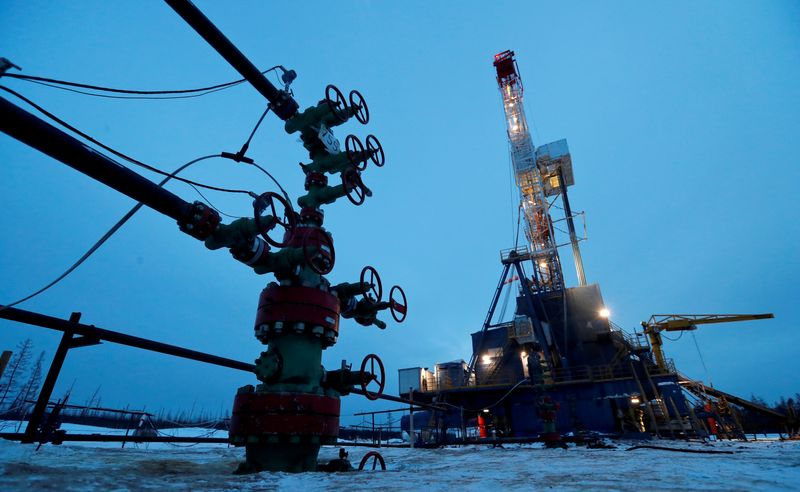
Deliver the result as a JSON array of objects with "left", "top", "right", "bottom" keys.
[{"left": 399, "top": 250, "right": 691, "bottom": 442}]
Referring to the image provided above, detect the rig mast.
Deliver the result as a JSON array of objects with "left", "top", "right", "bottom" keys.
[{"left": 493, "top": 50, "right": 586, "bottom": 290}]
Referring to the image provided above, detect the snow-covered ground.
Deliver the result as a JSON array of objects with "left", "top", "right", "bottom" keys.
[{"left": 1, "top": 423, "right": 798, "bottom": 491}]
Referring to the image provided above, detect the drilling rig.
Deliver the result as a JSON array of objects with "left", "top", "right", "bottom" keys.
[
  {"left": 397, "top": 50, "right": 783, "bottom": 444},
  {"left": 0, "top": 0, "right": 407, "bottom": 473}
]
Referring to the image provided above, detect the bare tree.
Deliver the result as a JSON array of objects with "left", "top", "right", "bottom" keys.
[
  {"left": 11, "top": 351, "right": 45, "bottom": 429},
  {"left": 0, "top": 339, "right": 33, "bottom": 411}
]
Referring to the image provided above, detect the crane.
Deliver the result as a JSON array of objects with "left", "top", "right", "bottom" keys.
[
  {"left": 641, "top": 313, "right": 775, "bottom": 370},
  {"left": 493, "top": 50, "right": 586, "bottom": 292}
]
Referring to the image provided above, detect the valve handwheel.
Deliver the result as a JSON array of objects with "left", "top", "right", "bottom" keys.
[
  {"left": 325, "top": 84, "right": 348, "bottom": 123},
  {"left": 302, "top": 230, "right": 336, "bottom": 275},
  {"left": 365, "top": 135, "right": 385, "bottom": 167},
  {"left": 349, "top": 89, "right": 370, "bottom": 125},
  {"left": 342, "top": 168, "right": 367, "bottom": 206},
  {"left": 345, "top": 134, "right": 367, "bottom": 171},
  {"left": 389, "top": 285, "right": 407, "bottom": 323},
  {"left": 359, "top": 265, "right": 383, "bottom": 304},
  {"left": 359, "top": 353, "right": 385, "bottom": 401},
  {"left": 253, "top": 191, "right": 296, "bottom": 248},
  {"left": 358, "top": 451, "right": 386, "bottom": 471}
]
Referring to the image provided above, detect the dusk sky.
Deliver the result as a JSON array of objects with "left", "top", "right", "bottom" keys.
[{"left": 1, "top": 1, "right": 798, "bottom": 425}]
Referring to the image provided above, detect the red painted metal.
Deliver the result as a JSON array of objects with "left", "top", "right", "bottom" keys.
[
  {"left": 255, "top": 285, "right": 340, "bottom": 332},
  {"left": 230, "top": 392, "right": 341, "bottom": 438}
]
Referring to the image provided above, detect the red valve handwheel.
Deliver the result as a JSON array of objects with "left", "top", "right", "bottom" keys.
[
  {"left": 358, "top": 451, "right": 386, "bottom": 471},
  {"left": 365, "top": 134, "right": 384, "bottom": 167},
  {"left": 349, "top": 89, "right": 370, "bottom": 125},
  {"left": 359, "top": 265, "right": 383, "bottom": 304},
  {"left": 325, "top": 84, "right": 348, "bottom": 123},
  {"left": 345, "top": 134, "right": 367, "bottom": 171},
  {"left": 302, "top": 230, "right": 335, "bottom": 275},
  {"left": 342, "top": 167, "right": 366, "bottom": 206},
  {"left": 389, "top": 285, "right": 407, "bottom": 323},
  {"left": 253, "top": 191, "right": 296, "bottom": 248},
  {"left": 359, "top": 353, "right": 385, "bottom": 401}
]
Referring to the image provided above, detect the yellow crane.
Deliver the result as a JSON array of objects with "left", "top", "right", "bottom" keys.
[{"left": 640, "top": 313, "right": 774, "bottom": 370}]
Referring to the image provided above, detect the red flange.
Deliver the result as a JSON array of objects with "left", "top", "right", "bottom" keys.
[
  {"left": 255, "top": 284, "right": 341, "bottom": 332},
  {"left": 230, "top": 392, "right": 340, "bottom": 440}
]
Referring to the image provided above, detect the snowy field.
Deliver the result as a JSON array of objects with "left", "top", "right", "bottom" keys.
[{"left": 1, "top": 423, "right": 799, "bottom": 491}]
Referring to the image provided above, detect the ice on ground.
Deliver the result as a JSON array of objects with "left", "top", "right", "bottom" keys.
[{"left": 1, "top": 423, "right": 798, "bottom": 491}]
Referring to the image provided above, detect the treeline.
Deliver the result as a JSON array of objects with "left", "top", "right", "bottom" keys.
[
  {"left": 0, "top": 339, "right": 230, "bottom": 431},
  {"left": 740, "top": 393, "right": 800, "bottom": 435}
]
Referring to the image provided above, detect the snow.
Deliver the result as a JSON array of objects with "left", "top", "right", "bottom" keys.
[{"left": 1, "top": 423, "right": 799, "bottom": 491}]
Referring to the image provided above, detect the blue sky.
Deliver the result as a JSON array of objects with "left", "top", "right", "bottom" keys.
[{"left": 1, "top": 1, "right": 798, "bottom": 424}]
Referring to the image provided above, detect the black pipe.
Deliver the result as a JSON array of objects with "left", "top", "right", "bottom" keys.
[
  {"left": 349, "top": 388, "right": 445, "bottom": 412},
  {"left": 0, "top": 97, "right": 193, "bottom": 223},
  {"left": 0, "top": 306, "right": 255, "bottom": 373},
  {"left": 164, "top": 0, "right": 299, "bottom": 120}
]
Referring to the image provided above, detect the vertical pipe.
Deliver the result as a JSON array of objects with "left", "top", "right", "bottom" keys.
[
  {"left": 22, "top": 313, "right": 81, "bottom": 443},
  {"left": 557, "top": 166, "right": 586, "bottom": 286},
  {"left": 408, "top": 389, "right": 414, "bottom": 448}
]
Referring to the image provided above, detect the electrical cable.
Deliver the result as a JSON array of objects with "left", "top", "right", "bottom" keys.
[
  {"left": 691, "top": 331, "right": 712, "bottom": 387},
  {"left": 0, "top": 154, "right": 219, "bottom": 313},
  {"left": 2, "top": 66, "right": 284, "bottom": 96},
  {"left": 440, "top": 379, "right": 530, "bottom": 414},
  {"left": 0, "top": 86, "right": 251, "bottom": 195},
  {"left": 11, "top": 78, "right": 239, "bottom": 100}
]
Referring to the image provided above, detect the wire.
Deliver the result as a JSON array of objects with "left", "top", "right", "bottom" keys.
[
  {"left": 248, "top": 162, "right": 291, "bottom": 205},
  {"left": 0, "top": 155, "right": 219, "bottom": 313},
  {"left": 663, "top": 331, "right": 685, "bottom": 342},
  {"left": 0, "top": 86, "right": 251, "bottom": 195},
  {"left": 12, "top": 78, "right": 240, "bottom": 100},
  {"left": 691, "top": 332, "right": 712, "bottom": 387},
  {"left": 2, "top": 67, "right": 284, "bottom": 96}
]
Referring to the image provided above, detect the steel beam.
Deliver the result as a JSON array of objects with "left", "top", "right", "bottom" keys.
[
  {"left": 0, "top": 306, "right": 255, "bottom": 372},
  {"left": 0, "top": 97, "right": 193, "bottom": 223},
  {"left": 558, "top": 166, "right": 586, "bottom": 286},
  {"left": 21, "top": 313, "right": 93, "bottom": 443}
]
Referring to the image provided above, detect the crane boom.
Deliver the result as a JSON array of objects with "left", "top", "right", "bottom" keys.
[{"left": 641, "top": 313, "right": 775, "bottom": 370}]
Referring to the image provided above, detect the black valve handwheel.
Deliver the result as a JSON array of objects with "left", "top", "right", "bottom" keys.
[
  {"left": 342, "top": 167, "right": 366, "bottom": 206},
  {"left": 253, "top": 191, "right": 296, "bottom": 248},
  {"left": 345, "top": 134, "right": 367, "bottom": 171},
  {"left": 365, "top": 134, "right": 384, "bottom": 167},
  {"left": 302, "top": 230, "right": 335, "bottom": 275},
  {"left": 360, "top": 353, "right": 385, "bottom": 401},
  {"left": 349, "top": 89, "right": 370, "bottom": 125},
  {"left": 358, "top": 451, "right": 386, "bottom": 471},
  {"left": 325, "top": 84, "right": 348, "bottom": 123},
  {"left": 360, "top": 265, "right": 383, "bottom": 304},
  {"left": 389, "top": 285, "right": 407, "bottom": 323}
]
